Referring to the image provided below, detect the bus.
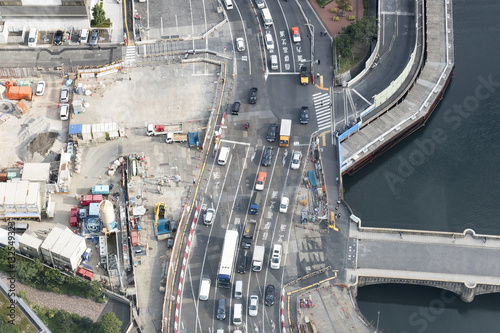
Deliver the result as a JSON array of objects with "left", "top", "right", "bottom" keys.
[{"left": 218, "top": 230, "right": 239, "bottom": 288}]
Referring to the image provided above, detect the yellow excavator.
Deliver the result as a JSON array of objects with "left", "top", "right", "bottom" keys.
[{"left": 154, "top": 202, "right": 166, "bottom": 228}]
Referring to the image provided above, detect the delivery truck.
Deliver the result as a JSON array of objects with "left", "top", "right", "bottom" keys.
[
  {"left": 279, "top": 119, "right": 292, "bottom": 147},
  {"left": 146, "top": 123, "right": 183, "bottom": 136},
  {"left": 241, "top": 220, "right": 257, "bottom": 249},
  {"left": 252, "top": 245, "right": 265, "bottom": 272},
  {"left": 249, "top": 192, "right": 261, "bottom": 215},
  {"left": 165, "top": 132, "right": 188, "bottom": 143}
]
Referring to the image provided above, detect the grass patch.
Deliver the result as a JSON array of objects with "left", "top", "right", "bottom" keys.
[{"left": 0, "top": 292, "right": 38, "bottom": 333}]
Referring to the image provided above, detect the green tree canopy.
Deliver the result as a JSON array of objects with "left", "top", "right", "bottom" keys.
[
  {"left": 92, "top": 4, "right": 106, "bottom": 26},
  {"left": 335, "top": 34, "right": 354, "bottom": 58},
  {"left": 336, "top": 0, "right": 351, "bottom": 13},
  {"left": 93, "top": 312, "right": 122, "bottom": 333},
  {"left": 343, "top": 16, "right": 378, "bottom": 45}
]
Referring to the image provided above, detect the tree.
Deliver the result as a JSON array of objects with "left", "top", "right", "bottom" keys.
[
  {"left": 343, "top": 16, "right": 378, "bottom": 45},
  {"left": 92, "top": 4, "right": 106, "bottom": 26},
  {"left": 93, "top": 312, "right": 122, "bottom": 333},
  {"left": 336, "top": 0, "right": 351, "bottom": 15},
  {"left": 335, "top": 34, "right": 354, "bottom": 59}
]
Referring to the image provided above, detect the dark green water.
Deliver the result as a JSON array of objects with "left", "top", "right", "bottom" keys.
[{"left": 345, "top": 0, "right": 500, "bottom": 332}]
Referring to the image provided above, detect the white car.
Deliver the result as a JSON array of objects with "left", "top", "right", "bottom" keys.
[
  {"left": 279, "top": 197, "right": 289, "bottom": 213},
  {"left": 35, "top": 81, "right": 45, "bottom": 96},
  {"left": 204, "top": 208, "right": 215, "bottom": 225},
  {"left": 270, "top": 244, "right": 281, "bottom": 269},
  {"left": 291, "top": 151, "right": 302, "bottom": 170},
  {"left": 60, "top": 104, "right": 70, "bottom": 120},
  {"left": 249, "top": 295, "right": 259, "bottom": 317},
  {"left": 255, "top": 0, "right": 265, "bottom": 9},
  {"left": 265, "top": 33, "right": 274, "bottom": 51},
  {"left": 236, "top": 37, "right": 245, "bottom": 52}
]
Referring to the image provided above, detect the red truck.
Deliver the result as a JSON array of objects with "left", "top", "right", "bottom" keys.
[
  {"left": 131, "top": 229, "right": 138, "bottom": 247},
  {"left": 80, "top": 194, "right": 103, "bottom": 206},
  {"left": 76, "top": 267, "right": 94, "bottom": 281},
  {"left": 70, "top": 207, "right": 78, "bottom": 227}
]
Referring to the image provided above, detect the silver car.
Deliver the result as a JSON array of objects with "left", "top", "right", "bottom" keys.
[
  {"left": 60, "top": 86, "right": 70, "bottom": 103},
  {"left": 90, "top": 30, "right": 99, "bottom": 46}
]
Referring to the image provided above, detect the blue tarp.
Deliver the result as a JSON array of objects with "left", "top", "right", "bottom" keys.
[
  {"left": 308, "top": 170, "right": 317, "bottom": 187},
  {"left": 188, "top": 131, "right": 200, "bottom": 147},
  {"left": 157, "top": 219, "right": 171, "bottom": 235},
  {"left": 69, "top": 124, "right": 82, "bottom": 134}
]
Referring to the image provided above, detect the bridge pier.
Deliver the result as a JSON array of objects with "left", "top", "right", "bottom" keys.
[{"left": 460, "top": 283, "right": 476, "bottom": 303}]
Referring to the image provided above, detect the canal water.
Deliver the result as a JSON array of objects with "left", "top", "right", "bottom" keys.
[{"left": 344, "top": 0, "right": 500, "bottom": 332}]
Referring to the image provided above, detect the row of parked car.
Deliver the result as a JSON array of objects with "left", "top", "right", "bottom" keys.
[
  {"left": 35, "top": 80, "right": 72, "bottom": 120},
  {"left": 28, "top": 28, "right": 99, "bottom": 47}
]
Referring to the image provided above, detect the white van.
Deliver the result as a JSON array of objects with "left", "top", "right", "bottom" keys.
[
  {"left": 80, "top": 29, "right": 89, "bottom": 44},
  {"left": 233, "top": 304, "right": 243, "bottom": 326},
  {"left": 218, "top": 146, "right": 230, "bottom": 166},
  {"left": 270, "top": 55, "right": 278, "bottom": 71},
  {"left": 224, "top": 0, "right": 233, "bottom": 10},
  {"left": 234, "top": 280, "right": 243, "bottom": 299},
  {"left": 28, "top": 28, "right": 37, "bottom": 47},
  {"left": 199, "top": 278, "right": 211, "bottom": 300},
  {"left": 262, "top": 8, "right": 273, "bottom": 26}
]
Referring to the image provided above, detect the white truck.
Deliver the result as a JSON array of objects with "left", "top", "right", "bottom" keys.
[
  {"left": 165, "top": 132, "right": 188, "bottom": 143},
  {"left": 252, "top": 245, "right": 265, "bottom": 272},
  {"left": 279, "top": 119, "right": 292, "bottom": 147},
  {"left": 146, "top": 123, "right": 183, "bottom": 136}
]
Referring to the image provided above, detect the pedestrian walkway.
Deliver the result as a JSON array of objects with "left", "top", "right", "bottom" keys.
[
  {"left": 122, "top": 45, "right": 137, "bottom": 67},
  {"left": 312, "top": 92, "right": 331, "bottom": 131}
]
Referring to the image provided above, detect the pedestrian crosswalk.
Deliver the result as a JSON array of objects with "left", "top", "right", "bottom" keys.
[
  {"left": 312, "top": 92, "right": 331, "bottom": 131},
  {"left": 122, "top": 45, "right": 137, "bottom": 68}
]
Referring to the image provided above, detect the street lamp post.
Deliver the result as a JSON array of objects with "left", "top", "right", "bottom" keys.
[
  {"left": 375, "top": 311, "right": 380, "bottom": 332},
  {"left": 304, "top": 21, "right": 315, "bottom": 77}
]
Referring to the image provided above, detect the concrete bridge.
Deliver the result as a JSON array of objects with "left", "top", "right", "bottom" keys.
[{"left": 346, "top": 216, "right": 500, "bottom": 302}]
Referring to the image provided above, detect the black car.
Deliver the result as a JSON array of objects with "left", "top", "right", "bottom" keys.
[
  {"left": 54, "top": 30, "right": 63, "bottom": 46},
  {"left": 231, "top": 101, "right": 241, "bottom": 115},
  {"left": 265, "top": 284, "right": 275, "bottom": 306},
  {"left": 300, "top": 106, "right": 309, "bottom": 124},
  {"left": 266, "top": 123, "right": 278, "bottom": 142},
  {"left": 248, "top": 87, "right": 258, "bottom": 104},
  {"left": 262, "top": 147, "right": 273, "bottom": 166},
  {"left": 238, "top": 254, "right": 248, "bottom": 274}
]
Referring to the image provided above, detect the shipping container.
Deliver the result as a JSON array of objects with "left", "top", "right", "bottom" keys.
[
  {"left": 81, "top": 194, "right": 103, "bottom": 206},
  {"left": 70, "top": 207, "right": 78, "bottom": 227},
  {"left": 76, "top": 267, "right": 94, "bottom": 281},
  {"left": 131, "top": 229, "right": 138, "bottom": 247},
  {"left": 92, "top": 185, "right": 109, "bottom": 195}
]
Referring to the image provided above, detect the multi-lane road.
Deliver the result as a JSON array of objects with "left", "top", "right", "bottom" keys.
[
  {"left": 172, "top": 0, "right": 335, "bottom": 331},
  {"left": 180, "top": 139, "right": 305, "bottom": 332}
]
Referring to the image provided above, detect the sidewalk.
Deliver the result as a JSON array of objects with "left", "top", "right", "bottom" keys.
[{"left": 102, "top": 0, "right": 125, "bottom": 44}]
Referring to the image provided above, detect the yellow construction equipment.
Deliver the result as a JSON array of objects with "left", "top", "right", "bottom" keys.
[
  {"left": 329, "top": 212, "right": 339, "bottom": 231},
  {"left": 154, "top": 202, "right": 166, "bottom": 228}
]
